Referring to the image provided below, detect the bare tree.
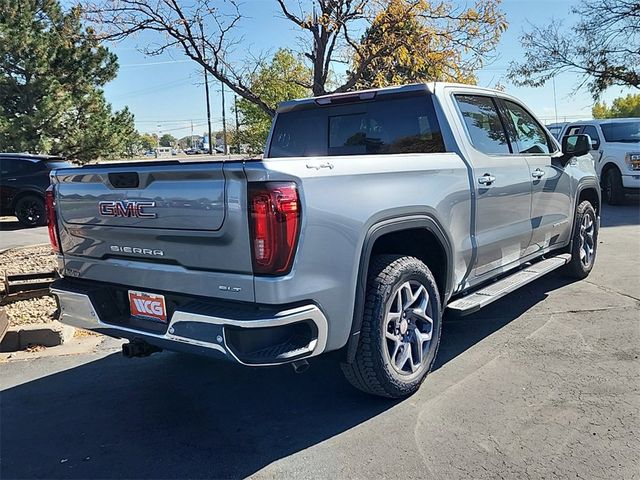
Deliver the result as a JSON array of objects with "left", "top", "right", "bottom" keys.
[
  {"left": 508, "top": 0, "right": 640, "bottom": 99},
  {"left": 84, "top": 0, "right": 276, "bottom": 115},
  {"left": 83, "top": 0, "right": 505, "bottom": 116}
]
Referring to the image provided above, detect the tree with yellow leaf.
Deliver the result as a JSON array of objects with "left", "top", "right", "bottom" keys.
[
  {"left": 352, "top": 0, "right": 507, "bottom": 89},
  {"left": 593, "top": 94, "right": 640, "bottom": 119}
]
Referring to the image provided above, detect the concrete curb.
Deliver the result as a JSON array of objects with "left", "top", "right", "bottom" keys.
[{"left": 0, "top": 314, "right": 75, "bottom": 353}]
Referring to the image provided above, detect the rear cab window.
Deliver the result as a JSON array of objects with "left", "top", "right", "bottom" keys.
[{"left": 268, "top": 94, "right": 445, "bottom": 158}]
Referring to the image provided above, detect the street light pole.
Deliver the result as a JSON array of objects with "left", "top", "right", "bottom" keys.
[
  {"left": 234, "top": 96, "right": 240, "bottom": 154},
  {"left": 221, "top": 77, "right": 228, "bottom": 154},
  {"left": 199, "top": 20, "right": 213, "bottom": 155}
]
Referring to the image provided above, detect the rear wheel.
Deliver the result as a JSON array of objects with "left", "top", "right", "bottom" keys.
[
  {"left": 341, "top": 255, "right": 442, "bottom": 398},
  {"left": 14, "top": 195, "right": 46, "bottom": 227},
  {"left": 603, "top": 167, "right": 625, "bottom": 205},
  {"left": 564, "top": 200, "right": 598, "bottom": 279}
]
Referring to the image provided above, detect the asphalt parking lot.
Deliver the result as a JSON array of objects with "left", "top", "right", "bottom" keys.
[
  {"left": 0, "top": 217, "right": 49, "bottom": 250},
  {"left": 1, "top": 201, "right": 638, "bottom": 479}
]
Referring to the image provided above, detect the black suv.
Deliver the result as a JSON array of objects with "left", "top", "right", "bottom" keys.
[{"left": 0, "top": 153, "right": 71, "bottom": 227}]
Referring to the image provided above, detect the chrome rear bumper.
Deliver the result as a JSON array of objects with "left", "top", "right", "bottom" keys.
[{"left": 52, "top": 285, "right": 328, "bottom": 366}]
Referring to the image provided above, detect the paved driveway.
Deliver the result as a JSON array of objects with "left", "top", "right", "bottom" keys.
[
  {"left": 0, "top": 217, "right": 49, "bottom": 251},
  {"left": 1, "top": 202, "right": 638, "bottom": 479}
]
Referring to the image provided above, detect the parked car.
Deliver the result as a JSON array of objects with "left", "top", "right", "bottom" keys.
[
  {"left": 48, "top": 83, "right": 600, "bottom": 398},
  {"left": 545, "top": 121, "right": 568, "bottom": 140},
  {"left": 0, "top": 153, "right": 71, "bottom": 226},
  {"left": 558, "top": 118, "right": 640, "bottom": 204}
]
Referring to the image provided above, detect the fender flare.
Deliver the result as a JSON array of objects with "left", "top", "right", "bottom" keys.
[
  {"left": 599, "top": 161, "right": 621, "bottom": 184},
  {"left": 10, "top": 188, "right": 46, "bottom": 211},
  {"left": 568, "top": 179, "right": 601, "bottom": 250},
  {"left": 345, "top": 214, "right": 454, "bottom": 363}
]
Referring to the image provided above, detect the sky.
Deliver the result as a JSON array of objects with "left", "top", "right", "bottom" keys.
[{"left": 98, "top": 0, "right": 635, "bottom": 137}]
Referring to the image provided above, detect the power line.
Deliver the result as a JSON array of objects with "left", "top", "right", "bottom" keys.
[
  {"left": 135, "top": 118, "right": 211, "bottom": 124},
  {"left": 120, "top": 59, "right": 191, "bottom": 68},
  {"left": 111, "top": 77, "right": 196, "bottom": 101},
  {"left": 135, "top": 118, "right": 209, "bottom": 123},
  {"left": 147, "top": 122, "right": 209, "bottom": 134}
]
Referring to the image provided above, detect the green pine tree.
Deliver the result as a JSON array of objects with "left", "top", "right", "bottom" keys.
[{"left": 0, "top": 0, "right": 136, "bottom": 162}]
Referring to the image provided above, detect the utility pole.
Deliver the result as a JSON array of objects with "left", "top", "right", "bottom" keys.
[
  {"left": 552, "top": 76, "right": 559, "bottom": 125},
  {"left": 190, "top": 120, "right": 194, "bottom": 149},
  {"left": 199, "top": 20, "right": 213, "bottom": 155},
  {"left": 234, "top": 96, "right": 240, "bottom": 154},
  {"left": 221, "top": 76, "right": 228, "bottom": 155}
]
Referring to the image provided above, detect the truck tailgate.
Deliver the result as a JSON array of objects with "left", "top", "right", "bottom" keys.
[
  {"left": 52, "top": 161, "right": 255, "bottom": 286},
  {"left": 57, "top": 162, "right": 226, "bottom": 230}
]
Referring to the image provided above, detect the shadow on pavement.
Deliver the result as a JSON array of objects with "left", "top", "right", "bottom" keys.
[
  {"left": 1, "top": 272, "right": 578, "bottom": 479},
  {"left": 0, "top": 219, "right": 25, "bottom": 231},
  {"left": 600, "top": 197, "right": 640, "bottom": 228}
]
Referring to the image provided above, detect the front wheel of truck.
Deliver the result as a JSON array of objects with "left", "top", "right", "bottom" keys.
[
  {"left": 341, "top": 255, "right": 442, "bottom": 398},
  {"left": 564, "top": 200, "right": 599, "bottom": 279}
]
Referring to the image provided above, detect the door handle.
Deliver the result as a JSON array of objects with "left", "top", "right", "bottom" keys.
[
  {"left": 531, "top": 168, "right": 545, "bottom": 179},
  {"left": 478, "top": 174, "right": 496, "bottom": 185}
]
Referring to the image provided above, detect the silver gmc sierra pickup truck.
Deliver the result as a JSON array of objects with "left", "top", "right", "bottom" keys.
[{"left": 48, "top": 83, "right": 600, "bottom": 398}]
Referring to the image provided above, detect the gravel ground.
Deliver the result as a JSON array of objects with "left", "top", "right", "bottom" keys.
[
  {"left": 3, "top": 296, "right": 58, "bottom": 326},
  {"left": 0, "top": 245, "right": 56, "bottom": 280},
  {"left": 1, "top": 245, "right": 58, "bottom": 326}
]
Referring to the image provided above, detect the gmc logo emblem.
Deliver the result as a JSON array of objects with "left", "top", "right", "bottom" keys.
[{"left": 98, "top": 201, "right": 156, "bottom": 218}]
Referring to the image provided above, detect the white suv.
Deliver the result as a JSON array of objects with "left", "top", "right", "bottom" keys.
[{"left": 560, "top": 118, "right": 640, "bottom": 204}]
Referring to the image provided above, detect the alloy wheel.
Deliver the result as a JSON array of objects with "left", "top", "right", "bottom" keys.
[
  {"left": 579, "top": 211, "right": 595, "bottom": 267},
  {"left": 17, "top": 199, "right": 44, "bottom": 225},
  {"left": 384, "top": 280, "right": 434, "bottom": 375}
]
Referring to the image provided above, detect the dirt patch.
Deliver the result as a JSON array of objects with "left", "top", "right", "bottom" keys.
[{"left": 74, "top": 328, "right": 99, "bottom": 338}]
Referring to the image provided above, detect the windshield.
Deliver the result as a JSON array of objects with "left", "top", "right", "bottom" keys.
[{"left": 600, "top": 121, "right": 640, "bottom": 143}]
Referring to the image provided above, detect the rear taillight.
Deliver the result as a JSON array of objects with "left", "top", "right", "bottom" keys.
[
  {"left": 45, "top": 186, "right": 60, "bottom": 253},
  {"left": 248, "top": 182, "right": 301, "bottom": 275}
]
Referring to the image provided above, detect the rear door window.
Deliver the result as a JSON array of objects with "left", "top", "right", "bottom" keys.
[
  {"left": 0, "top": 159, "right": 33, "bottom": 176},
  {"left": 269, "top": 95, "right": 444, "bottom": 157},
  {"left": 454, "top": 95, "right": 511, "bottom": 155}
]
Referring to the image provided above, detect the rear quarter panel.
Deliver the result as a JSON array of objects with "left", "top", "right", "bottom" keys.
[{"left": 245, "top": 152, "right": 472, "bottom": 351}]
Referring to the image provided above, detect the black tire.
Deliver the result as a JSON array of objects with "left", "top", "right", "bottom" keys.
[
  {"left": 14, "top": 195, "right": 46, "bottom": 227},
  {"left": 603, "top": 167, "right": 625, "bottom": 205},
  {"left": 564, "top": 200, "right": 598, "bottom": 279},
  {"left": 341, "top": 255, "right": 442, "bottom": 398}
]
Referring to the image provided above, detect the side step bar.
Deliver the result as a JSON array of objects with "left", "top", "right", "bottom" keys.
[{"left": 447, "top": 253, "right": 571, "bottom": 316}]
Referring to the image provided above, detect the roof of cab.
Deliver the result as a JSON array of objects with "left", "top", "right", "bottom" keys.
[
  {"left": 562, "top": 118, "right": 640, "bottom": 125},
  {"left": 276, "top": 82, "right": 512, "bottom": 113}
]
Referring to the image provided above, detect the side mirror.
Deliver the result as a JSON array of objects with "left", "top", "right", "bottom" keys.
[{"left": 562, "top": 134, "right": 591, "bottom": 159}]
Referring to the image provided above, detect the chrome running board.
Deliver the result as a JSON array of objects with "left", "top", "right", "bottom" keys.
[{"left": 447, "top": 254, "right": 572, "bottom": 316}]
